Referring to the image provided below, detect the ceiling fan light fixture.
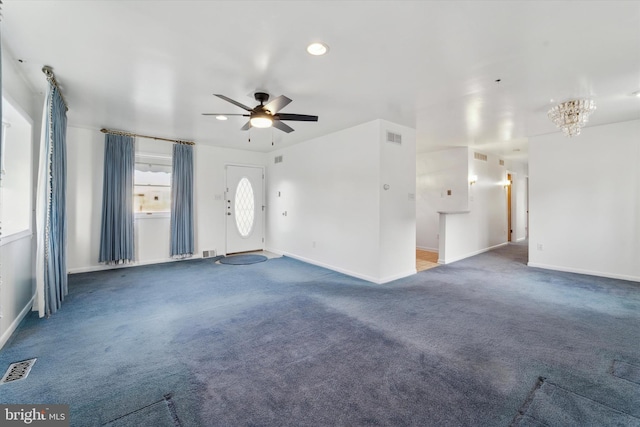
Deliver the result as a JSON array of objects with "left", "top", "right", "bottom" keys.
[
  {"left": 250, "top": 113, "right": 273, "bottom": 128},
  {"left": 215, "top": 115, "right": 228, "bottom": 121},
  {"left": 307, "top": 42, "right": 329, "bottom": 56}
]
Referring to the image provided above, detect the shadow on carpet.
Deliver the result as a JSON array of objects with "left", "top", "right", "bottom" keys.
[
  {"left": 511, "top": 377, "right": 640, "bottom": 426},
  {"left": 172, "top": 296, "right": 502, "bottom": 426},
  {"left": 102, "top": 394, "right": 181, "bottom": 427}
]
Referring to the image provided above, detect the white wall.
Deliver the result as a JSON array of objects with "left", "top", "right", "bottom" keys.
[
  {"left": 416, "top": 147, "right": 468, "bottom": 251},
  {"left": 528, "top": 119, "right": 640, "bottom": 282},
  {"left": 66, "top": 127, "right": 104, "bottom": 271},
  {"left": 266, "top": 119, "right": 416, "bottom": 283},
  {"left": 438, "top": 148, "right": 510, "bottom": 263},
  {"left": 378, "top": 120, "right": 417, "bottom": 281},
  {"left": 0, "top": 42, "right": 41, "bottom": 349},
  {"left": 194, "top": 144, "right": 266, "bottom": 258},
  {"left": 66, "top": 126, "right": 267, "bottom": 272}
]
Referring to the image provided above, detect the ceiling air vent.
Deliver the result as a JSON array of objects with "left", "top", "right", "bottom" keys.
[
  {"left": 386, "top": 131, "right": 402, "bottom": 145},
  {"left": 474, "top": 152, "right": 488, "bottom": 161},
  {"left": 274, "top": 155, "right": 283, "bottom": 164}
]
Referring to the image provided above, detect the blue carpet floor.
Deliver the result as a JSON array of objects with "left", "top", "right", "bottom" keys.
[{"left": 1, "top": 244, "right": 639, "bottom": 426}]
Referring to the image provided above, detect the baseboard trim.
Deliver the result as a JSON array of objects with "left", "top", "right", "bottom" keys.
[
  {"left": 68, "top": 255, "right": 203, "bottom": 274},
  {"left": 266, "top": 248, "right": 414, "bottom": 284},
  {"left": 416, "top": 245, "right": 438, "bottom": 252},
  {"left": 527, "top": 262, "right": 640, "bottom": 283},
  {"left": 378, "top": 269, "right": 417, "bottom": 284},
  {"left": 439, "top": 242, "right": 509, "bottom": 265},
  {"left": 0, "top": 294, "right": 35, "bottom": 351}
]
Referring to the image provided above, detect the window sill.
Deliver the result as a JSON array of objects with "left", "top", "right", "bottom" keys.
[
  {"left": 135, "top": 212, "right": 170, "bottom": 219},
  {"left": 0, "top": 229, "right": 32, "bottom": 247}
]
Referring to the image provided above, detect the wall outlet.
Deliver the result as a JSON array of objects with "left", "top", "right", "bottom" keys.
[
  {"left": 537, "top": 243, "right": 543, "bottom": 251},
  {"left": 447, "top": 189, "right": 452, "bottom": 196},
  {"left": 312, "top": 241, "right": 316, "bottom": 248},
  {"left": 214, "top": 194, "right": 222, "bottom": 201}
]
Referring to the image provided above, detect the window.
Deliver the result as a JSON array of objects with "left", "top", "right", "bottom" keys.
[
  {"left": 235, "top": 177, "right": 255, "bottom": 237},
  {"left": 0, "top": 96, "right": 33, "bottom": 243},
  {"left": 134, "top": 155, "right": 171, "bottom": 214}
]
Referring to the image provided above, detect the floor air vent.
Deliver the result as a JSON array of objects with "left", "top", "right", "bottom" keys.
[
  {"left": 1, "top": 358, "right": 37, "bottom": 384},
  {"left": 202, "top": 250, "right": 217, "bottom": 258}
]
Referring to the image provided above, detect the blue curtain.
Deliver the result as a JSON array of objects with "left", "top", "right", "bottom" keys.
[
  {"left": 35, "top": 84, "right": 68, "bottom": 317},
  {"left": 170, "top": 143, "right": 194, "bottom": 258},
  {"left": 99, "top": 134, "right": 135, "bottom": 264}
]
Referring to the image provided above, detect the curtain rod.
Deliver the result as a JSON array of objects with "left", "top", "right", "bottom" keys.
[
  {"left": 100, "top": 128, "right": 195, "bottom": 146},
  {"left": 41, "top": 66, "right": 69, "bottom": 111}
]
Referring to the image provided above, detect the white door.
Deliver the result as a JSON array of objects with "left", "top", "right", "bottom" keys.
[{"left": 225, "top": 165, "right": 264, "bottom": 254}]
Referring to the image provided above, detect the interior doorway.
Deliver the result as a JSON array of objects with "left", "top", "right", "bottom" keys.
[{"left": 507, "top": 173, "right": 513, "bottom": 242}]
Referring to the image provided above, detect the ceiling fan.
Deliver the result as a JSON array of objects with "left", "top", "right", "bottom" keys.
[{"left": 202, "top": 92, "right": 318, "bottom": 133}]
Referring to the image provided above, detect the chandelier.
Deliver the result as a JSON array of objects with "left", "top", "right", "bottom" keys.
[{"left": 547, "top": 99, "right": 596, "bottom": 137}]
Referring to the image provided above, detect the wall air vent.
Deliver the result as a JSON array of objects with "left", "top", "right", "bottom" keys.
[
  {"left": 474, "top": 152, "right": 488, "bottom": 161},
  {"left": 499, "top": 159, "right": 505, "bottom": 166},
  {"left": 274, "top": 155, "right": 283, "bottom": 164},
  {"left": 386, "top": 131, "right": 402, "bottom": 145}
]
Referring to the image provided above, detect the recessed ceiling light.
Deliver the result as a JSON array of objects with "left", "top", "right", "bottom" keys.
[
  {"left": 307, "top": 42, "right": 329, "bottom": 56},
  {"left": 215, "top": 115, "right": 228, "bottom": 121},
  {"left": 632, "top": 90, "right": 640, "bottom": 98}
]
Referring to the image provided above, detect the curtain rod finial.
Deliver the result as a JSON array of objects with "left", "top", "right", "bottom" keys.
[
  {"left": 42, "top": 65, "right": 53, "bottom": 77},
  {"left": 100, "top": 128, "right": 108, "bottom": 133}
]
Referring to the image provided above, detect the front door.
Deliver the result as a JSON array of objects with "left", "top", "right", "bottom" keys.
[{"left": 225, "top": 165, "right": 264, "bottom": 254}]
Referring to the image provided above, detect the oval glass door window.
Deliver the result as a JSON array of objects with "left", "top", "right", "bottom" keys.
[{"left": 234, "top": 177, "right": 255, "bottom": 237}]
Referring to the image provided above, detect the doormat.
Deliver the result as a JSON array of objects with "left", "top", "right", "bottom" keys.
[{"left": 219, "top": 254, "right": 268, "bottom": 265}]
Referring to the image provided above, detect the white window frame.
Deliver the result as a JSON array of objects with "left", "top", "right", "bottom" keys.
[{"left": 0, "top": 95, "right": 34, "bottom": 247}]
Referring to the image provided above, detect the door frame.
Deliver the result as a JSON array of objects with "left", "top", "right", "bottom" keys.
[
  {"left": 224, "top": 163, "right": 266, "bottom": 255},
  {"left": 507, "top": 172, "right": 513, "bottom": 242}
]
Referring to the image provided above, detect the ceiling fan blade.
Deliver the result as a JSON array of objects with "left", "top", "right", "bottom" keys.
[
  {"left": 272, "top": 120, "right": 295, "bottom": 133},
  {"left": 264, "top": 95, "right": 292, "bottom": 114},
  {"left": 201, "top": 113, "right": 249, "bottom": 116},
  {"left": 240, "top": 121, "right": 252, "bottom": 131},
  {"left": 276, "top": 113, "right": 318, "bottom": 122},
  {"left": 214, "top": 94, "right": 253, "bottom": 111}
]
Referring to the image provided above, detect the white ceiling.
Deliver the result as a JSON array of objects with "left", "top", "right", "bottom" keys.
[{"left": 3, "top": 1, "right": 640, "bottom": 161}]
